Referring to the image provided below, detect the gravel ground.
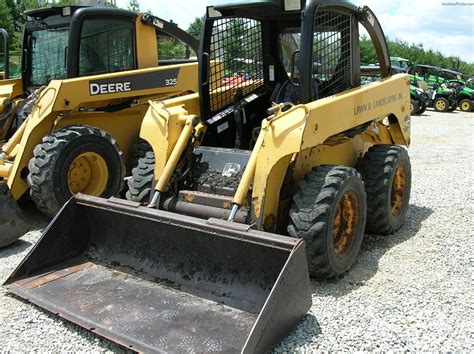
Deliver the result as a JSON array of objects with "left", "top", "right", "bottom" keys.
[{"left": 1, "top": 109, "right": 473, "bottom": 351}]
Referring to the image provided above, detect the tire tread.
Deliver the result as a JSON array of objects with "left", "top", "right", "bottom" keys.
[
  {"left": 288, "top": 165, "right": 365, "bottom": 278},
  {"left": 27, "top": 125, "right": 124, "bottom": 216}
]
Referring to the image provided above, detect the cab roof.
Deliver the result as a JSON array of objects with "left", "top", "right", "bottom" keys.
[
  {"left": 212, "top": 0, "right": 358, "bottom": 19},
  {"left": 440, "top": 67, "right": 464, "bottom": 76},
  {"left": 24, "top": 6, "right": 86, "bottom": 19},
  {"left": 416, "top": 64, "right": 441, "bottom": 70}
]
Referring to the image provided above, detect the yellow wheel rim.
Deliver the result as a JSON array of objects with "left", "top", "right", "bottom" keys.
[
  {"left": 461, "top": 101, "right": 470, "bottom": 111},
  {"left": 67, "top": 152, "right": 108, "bottom": 196},
  {"left": 332, "top": 191, "right": 359, "bottom": 257},
  {"left": 410, "top": 102, "right": 414, "bottom": 114},
  {"left": 435, "top": 100, "right": 446, "bottom": 111},
  {"left": 391, "top": 165, "right": 406, "bottom": 216}
]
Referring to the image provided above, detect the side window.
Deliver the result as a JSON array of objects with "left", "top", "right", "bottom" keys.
[
  {"left": 79, "top": 17, "right": 135, "bottom": 76},
  {"left": 313, "top": 11, "right": 352, "bottom": 97},
  {"left": 157, "top": 32, "right": 196, "bottom": 61}
]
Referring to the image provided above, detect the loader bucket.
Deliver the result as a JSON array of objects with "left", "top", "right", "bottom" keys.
[
  {"left": 5, "top": 194, "right": 312, "bottom": 352},
  {"left": 0, "top": 182, "right": 31, "bottom": 248}
]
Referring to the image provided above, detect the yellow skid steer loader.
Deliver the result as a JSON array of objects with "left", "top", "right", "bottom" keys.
[
  {"left": 0, "top": 6, "right": 199, "bottom": 247},
  {"left": 6, "top": 0, "right": 411, "bottom": 352}
]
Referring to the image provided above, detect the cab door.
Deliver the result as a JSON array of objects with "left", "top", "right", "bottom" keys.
[{"left": 67, "top": 8, "right": 137, "bottom": 78}]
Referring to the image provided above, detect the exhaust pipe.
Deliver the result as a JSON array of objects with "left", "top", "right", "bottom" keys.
[{"left": 5, "top": 194, "right": 312, "bottom": 352}]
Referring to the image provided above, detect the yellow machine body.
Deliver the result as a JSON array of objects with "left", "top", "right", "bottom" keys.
[
  {"left": 0, "top": 62, "right": 198, "bottom": 199},
  {"left": 4, "top": 2, "right": 412, "bottom": 352},
  {"left": 141, "top": 73, "right": 410, "bottom": 231},
  {"left": 0, "top": 9, "right": 200, "bottom": 200}
]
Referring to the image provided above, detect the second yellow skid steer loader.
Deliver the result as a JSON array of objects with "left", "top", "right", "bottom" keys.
[
  {"left": 6, "top": 0, "right": 411, "bottom": 352},
  {"left": 0, "top": 6, "right": 199, "bottom": 247}
]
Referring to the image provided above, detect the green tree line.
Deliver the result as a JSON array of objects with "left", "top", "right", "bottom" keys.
[
  {"left": 0, "top": 1, "right": 200, "bottom": 70},
  {"left": 4, "top": 1, "right": 471, "bottom": 77},
  {"left": 361, "top": 35, "right": 474, "bottom": 77}
]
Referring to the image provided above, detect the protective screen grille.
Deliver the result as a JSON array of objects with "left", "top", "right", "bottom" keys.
[
  {"left": 209, "top": 18, "right": 264, "bottom": 112},
  {"left": 313, "top": 11, "right": 352, "bottom": 98}
]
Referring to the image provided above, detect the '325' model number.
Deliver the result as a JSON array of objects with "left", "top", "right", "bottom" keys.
[{"left": 165, "top": 78, "right": 178, "bottom": 86}]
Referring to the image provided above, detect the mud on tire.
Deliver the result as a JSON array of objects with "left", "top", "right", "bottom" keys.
[
  {"left": 126, "top": 151, "right": 155, "bottom": 203},
  {"left": 287, "top": 165, "right": 367, "bottom": 278},
  {"left": 28, "top": 125, "right": 125, "bottom": 217},
  {"left": 361, "top": 144, "right": 411, "bottom": 235}
]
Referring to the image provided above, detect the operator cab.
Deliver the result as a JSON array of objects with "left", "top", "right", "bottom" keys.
[
  {"left": 198, "top": 0, "right": 389, "bottom": 150},
  {"left": 22, "top": 6, "right": 87, "bottom": 88},
  {"left": 21, "top": 6, "right": 198, "bottom": 90}
]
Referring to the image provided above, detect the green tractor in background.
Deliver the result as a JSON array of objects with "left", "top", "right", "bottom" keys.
[
  {"left": 410, "top": 64, "right": 458, "bottom": 112},
  {"left": 435, "top": 68, "right": 474, "bottom": 112},
  {"left": 409, "top": 84, "right": 428, "bottom": 115},
  {"left": 390, "top": 57, "right": 473, "bottom": 112},
  {"left": 390, "top": 57, "right": 428, "bottom": 115}
]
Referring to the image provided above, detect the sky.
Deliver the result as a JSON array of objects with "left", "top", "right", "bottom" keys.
[{"left": 116, "top": 0, "right": 474, "bottom": 62}]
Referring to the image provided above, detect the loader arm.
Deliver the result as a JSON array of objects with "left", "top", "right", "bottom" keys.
[
  {"left": 1, "top": 63, "right": 198, "bottom": 199},
  {"left": 253, "top": 73, "right": 410, "bottom": 230},
  {"left": 0, "top": 78, "right": 23, "bottom": 141}
]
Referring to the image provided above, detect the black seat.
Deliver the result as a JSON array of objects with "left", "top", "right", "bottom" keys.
[
  {"left": 274, "top": 79, "right": 320, "bottom": 105},
  {"left": 274, "top": 80, "right": 301, "bottom": 104}
]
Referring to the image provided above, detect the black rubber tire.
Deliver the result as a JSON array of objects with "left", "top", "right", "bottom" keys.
[
  {"left": 126, "top": 151, "right": 155, "bottom": 203},
  {"left": 288, "top": 165, "right": 367, "bottom": 278},
  {"left": 27, "top": 125, "right": 125, "bottom": 217},
  {"left": 361, "top": 144, "right": 411, "bottom": 235},
  {"left": 410, "top": 99, "right": 419, "bottom": 115},
  {"left": 434, "top": 97, "right": 449, "bottom": 112},
  {"left": 417, "top": 102, "right": 427, "bottom": 114},
  {"left": 459, "top": 99, "right": 472, "bottom": 112},
  {"left": 130, "top": 137, "right": 152, "bottom": 168}
]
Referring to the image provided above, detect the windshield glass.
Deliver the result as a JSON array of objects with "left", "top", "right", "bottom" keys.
[
  {"left": 79, "top": 18, "right": 134, "bottom": 76},
  {"left": 29, "top": 27, "right": 69, "bottom": 86}
]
